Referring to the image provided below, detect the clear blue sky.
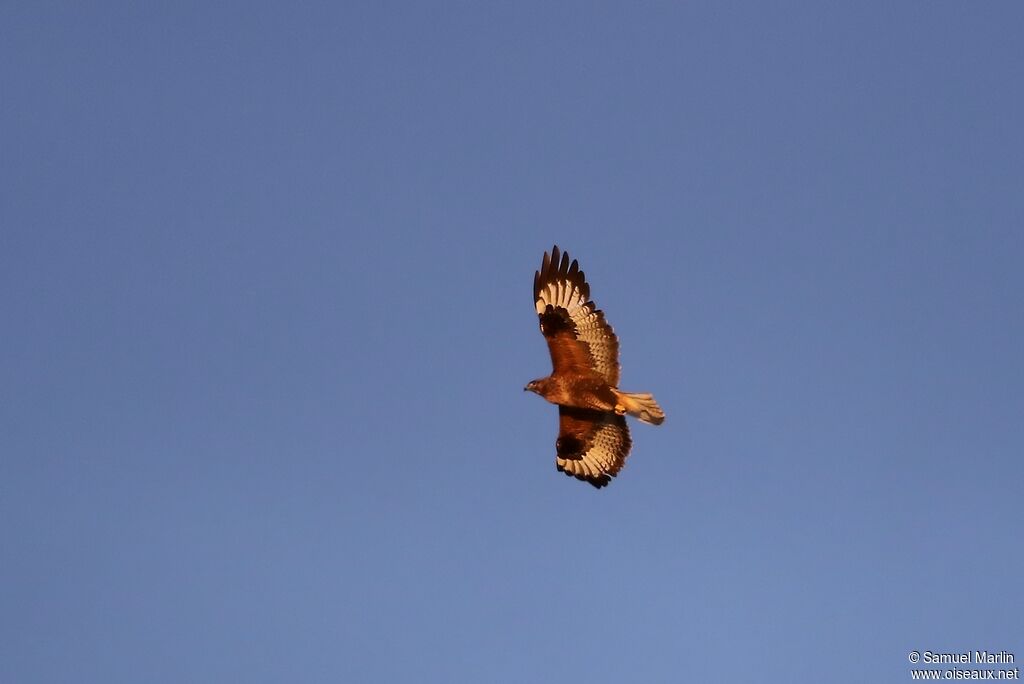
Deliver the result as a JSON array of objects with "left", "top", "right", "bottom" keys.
[{"left": 2, "top": 3, "right": 1022, "bottom": 682}]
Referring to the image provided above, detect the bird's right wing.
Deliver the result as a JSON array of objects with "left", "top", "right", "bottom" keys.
[{"left": 555, "top": 406, "right": 632, "bottom": 489}]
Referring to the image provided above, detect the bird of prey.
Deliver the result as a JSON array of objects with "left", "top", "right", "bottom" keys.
[{"left": 525, "top": 245, "right": 665, "bottom": 488}]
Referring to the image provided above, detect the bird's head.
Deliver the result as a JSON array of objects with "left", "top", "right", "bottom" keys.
[{"left": 524, "top": 379, "right": 543, "bottom": 395}]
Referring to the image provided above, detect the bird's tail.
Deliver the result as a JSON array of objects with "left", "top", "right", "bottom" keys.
[{"left": 613, "top": 390, "right": 665, "bottom": 425}]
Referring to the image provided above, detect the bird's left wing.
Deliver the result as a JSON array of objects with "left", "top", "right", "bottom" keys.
[{"left": 534, "top": 246, "right": 621, "bottom": 385}]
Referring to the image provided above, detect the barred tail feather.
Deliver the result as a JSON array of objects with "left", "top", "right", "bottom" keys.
[{"left": 613, "top": 391, "right": 665, "bottom": 425}]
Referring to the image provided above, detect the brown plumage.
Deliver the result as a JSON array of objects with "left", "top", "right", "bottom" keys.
[{"left": 525, "top": 245, "right": 665, "bottom": 488}]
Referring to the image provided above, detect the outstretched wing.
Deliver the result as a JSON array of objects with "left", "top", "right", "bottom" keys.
[
  {"left": 555, "top": 406, "right": 632, "bottom": 488},
  {"left": 533, "top": 245, "right": 620, "bottom": 385}
]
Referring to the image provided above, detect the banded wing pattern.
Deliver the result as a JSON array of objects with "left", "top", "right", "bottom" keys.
[
  {"left": 533, "top": 245, "right": 620, "bottom": 386},
  {"left": 555, "top": 406, "right": 632, "bottom": 489}
]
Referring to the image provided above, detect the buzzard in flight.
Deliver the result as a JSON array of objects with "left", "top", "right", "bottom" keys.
[{"left": 525, "top": 246, "right": 665, "bottom": 488}]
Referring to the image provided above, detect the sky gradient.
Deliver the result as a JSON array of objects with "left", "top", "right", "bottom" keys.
[{"left": 2, "top": 3, "right": 1022, "bottom": 682}]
